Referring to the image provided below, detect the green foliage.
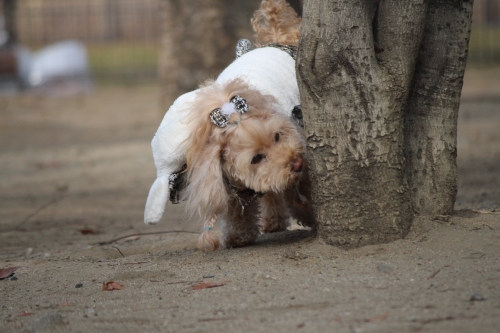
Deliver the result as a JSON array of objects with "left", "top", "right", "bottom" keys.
[{"left": 87, "top": 42, "right": 159, "bottom": 82}]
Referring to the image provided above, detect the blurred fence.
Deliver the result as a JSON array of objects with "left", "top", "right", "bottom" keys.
[
  {"left": 1, "top": 0, "right": 500, "bottom": 84},
  {"left": 1, "top": 0, "right": 162, "bottom": 83},
  {"left": 469, "top": 0, "right": 500, "bottom": 67}
]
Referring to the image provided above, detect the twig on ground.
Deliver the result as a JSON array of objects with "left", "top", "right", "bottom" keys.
[
  {"left": 111, "top": 246, "right": 125, "bottom": 258},
  {"left": 472, "top": 210, "right": 500, "bottom": 215},
  {"left": 96, "top": 230, "right": 199, "bottom": 246},
  {"left": 198, "top": 317, "right": 236, "bottom": 322},
  {"left": 124, "top": 261, "right": 148, "bottom": 265},
  {"left": 166, "top": 280, "right": 202, "bottom": 285},
  {"left": 16, "top": 196, "right": 64, "bottom": 230},
  {"left": 427, "top": 269, "right": 441, "bottom": 279}
]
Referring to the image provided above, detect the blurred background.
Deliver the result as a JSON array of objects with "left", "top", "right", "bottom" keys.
[
  {"left": 0, "top": 0, "right": 498, "bottom": 96},
  {"left": 0, "top": 0, "right": 304, "bottom": 102}
]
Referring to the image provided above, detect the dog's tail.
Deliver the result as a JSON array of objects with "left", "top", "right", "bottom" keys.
[{"left": 251, "top": 0, "right": 301, "bottom": 46}]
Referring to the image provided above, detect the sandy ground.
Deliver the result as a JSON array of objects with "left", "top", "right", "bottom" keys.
[{"left": 1, "top": 69, "right": 500, "bottom": 333}]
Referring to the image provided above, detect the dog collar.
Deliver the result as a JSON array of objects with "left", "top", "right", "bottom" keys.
[
  {"left": 267, "top": 43, "right": 297, "bottom": 60},
  {"left": 224, "top": 175, "right": 265, "bottom": 215},
  {"left": 236, "top": 39, "right": 297, "bottom": 61},
  {"left": 209, "top": 95, "right": 249, "bottom": 128}
]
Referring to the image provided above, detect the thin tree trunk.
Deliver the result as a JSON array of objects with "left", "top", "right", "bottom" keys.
[
  {"left": 3, "top": 0, "right": 17, "bottom": 45},
  {"left": 158, "top": 0, "right": 261, "bottom": 108},
  {"left": 405, "top": 0, "right": 473, "bottom": 216}
]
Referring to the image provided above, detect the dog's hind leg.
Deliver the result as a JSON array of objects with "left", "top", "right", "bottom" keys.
[{"left": 259, "top": 192, "right": 290, "bottom": 233}]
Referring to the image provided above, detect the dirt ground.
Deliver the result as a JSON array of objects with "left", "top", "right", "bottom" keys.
[{"left": 1, "top": 69, "right": 499, "bottom": 333}]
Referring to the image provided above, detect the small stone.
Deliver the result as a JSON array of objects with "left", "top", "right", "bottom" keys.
[
  {"left": 25, "top": 248, "right": 33, "bottom": 256},
  {"left": 75, "top": 283, "right": 83, "bottom": 288},
  {"left": 86, "top": 308, "right": 96, "bottom": 316},
  {"left": 10, "top": 276, "right": 18, "bottom": 281},
  {"left": 470, "top": 293, "right": 486, "bottom": 302},
  {"left": 41, "top": 253, "right": 51, "bottom": 259},
  {"left": 202, "top": 274, "right": 215, "bottom": 278},
  {"left": 377, "top": 264, "right": 393, "bottom": 273}
]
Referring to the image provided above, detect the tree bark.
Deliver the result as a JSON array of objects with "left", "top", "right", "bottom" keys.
[
  {"left": 297, "top": 0, "right": 472, "bottom": 247},
  {"left": 405, "top": 0, "right": 473, "bottom": 216}
]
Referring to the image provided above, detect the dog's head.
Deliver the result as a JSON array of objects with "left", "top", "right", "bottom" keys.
[
  {"left": 182, "top": 78, "right": 305, "bottom": 249},
  {"left": 220, "top": 106, "right": 305, "bottom": 193}
]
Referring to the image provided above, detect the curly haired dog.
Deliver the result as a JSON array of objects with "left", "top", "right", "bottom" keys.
[{"left": 144, "top": 0, "right": 315, "bottom": 251}]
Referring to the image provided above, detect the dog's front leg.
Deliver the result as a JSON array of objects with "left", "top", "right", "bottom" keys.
[
  {"left": 260, "top": 192, "right": 290, "bottom": 233},
  {"left": 221, "top": 194, "right": 260, "bottom": 248}
]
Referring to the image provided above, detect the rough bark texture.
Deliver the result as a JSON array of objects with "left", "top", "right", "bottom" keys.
[
  {"left": 158, "top": 0, "right": 260, "bottom": 108},
  {"left": 405, "top": 0, "right": 473, "bottom": 216},
  {"left": 297, "top": 0, "right": 471, "bottom": 248}
]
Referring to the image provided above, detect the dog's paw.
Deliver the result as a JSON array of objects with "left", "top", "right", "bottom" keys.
[
  {"left": 223, "top": 234, "right": 257, "bottom": 249},
  {"left": 259, "top": 217, "right": 290, "bottom": 233}
]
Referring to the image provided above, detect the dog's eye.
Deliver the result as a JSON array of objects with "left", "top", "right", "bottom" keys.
[
  {"left": 251, "top": 154, "right": 265, "bottom": 164},
  {"left": 274, "top": 132, "right": 280, "bottom": 142}
]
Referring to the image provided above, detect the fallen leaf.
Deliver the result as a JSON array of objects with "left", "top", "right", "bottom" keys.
[
  {"left": 16, "top": 311, "right": 33, "bottom": 317},
  {"left": 58, "top": 303, "right": 74, "bottom": 307},
  {"left": 36, "top": 160, "right": 63, "bottom": 169},
  {"left": 0, "top": 267, "right": 20, "bottom": 279},
  {"left": 366, "top": 312, "right": 388, "bottom": 322},
  {"left": 102, "top": 281, "right": 124, "bottom": 291},
  {"left": 79, "top": 229, "right": 96, "bottom": 235},
  {"left": 192, "top": 280, "right": 230, "bottom": 290}
]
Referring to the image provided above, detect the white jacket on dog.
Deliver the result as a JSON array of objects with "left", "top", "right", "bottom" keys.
[{"left": 144, "top": 46, "right": 299, "bottom": 225}]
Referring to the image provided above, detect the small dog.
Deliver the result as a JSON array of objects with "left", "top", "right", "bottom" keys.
[{"left": 144, "top": 0, "right": 315, "bottom": 251}]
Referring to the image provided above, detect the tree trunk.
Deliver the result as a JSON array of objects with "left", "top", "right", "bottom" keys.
[
  {"left": 158, "top": 0, "right": 261, "bottom": 108},
  {"left": 405, "top": 1, "right": 473, "bottom": 216},
  {"left": 3, "top": 0, "right": 17, "bottom": 45},
  {"left": 297, "top": 0, "right": 472, "bottom": 247}
]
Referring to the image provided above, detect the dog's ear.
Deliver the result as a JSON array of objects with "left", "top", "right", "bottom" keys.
[{"left": 184, "top": 140, "right": 229, "bottom": 251}]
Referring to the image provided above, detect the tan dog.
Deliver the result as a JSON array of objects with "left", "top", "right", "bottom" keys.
[
  {"left": 144, "top": 0, "right": 315, "bottom": 251},
  {"left": 185, "top": 0, "right": 315, "bottom": 251}
]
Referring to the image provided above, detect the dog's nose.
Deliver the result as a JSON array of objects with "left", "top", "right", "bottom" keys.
[{"left": 292, "top": 158, "right": 303, "bottom": 172}]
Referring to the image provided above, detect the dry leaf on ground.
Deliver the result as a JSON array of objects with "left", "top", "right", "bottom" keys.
[
  {"left": 0, "top": 267, "right": 20, "bottom": 279},
  {"left": 79, "top": 229, "right": 96, "bottom": 235},
  {"left": 192, "top": 280, "right": 231, "bottom": 290},
  {"left": 102, "top": 281, "right": 124, "bottom": 291},
  {"left": 16, "top": 312, "right": 33, "bottom": 317},
  {"left": 366, "top": 312, "right": 388, "bottom": 322}
]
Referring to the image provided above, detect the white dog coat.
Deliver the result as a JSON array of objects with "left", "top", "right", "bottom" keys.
[{"left": 144, "top": 46, "right": 300, "bottom": 225}]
